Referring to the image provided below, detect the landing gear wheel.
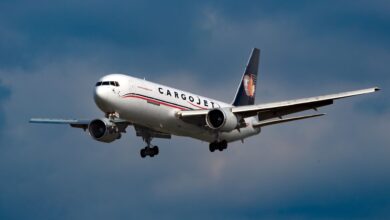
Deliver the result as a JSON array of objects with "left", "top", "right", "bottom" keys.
[
  {"left": 140, "top": 148, "right": 146, "bottom": 158},
  {"left": 152, "top": 146, "right": 159, "bottom": 155},
  {"left": 209, "top": 143, "right": 216, "bottom": 152},
  {"left": 209, "top": 141, "right": 228, "bottom": 152},
  {"left": 139, "top": 134, "right": 161, "bottom": 158},
  {"left": 140, "top": 146, "right": 159, "bottom": 158},
  {"left": 221, "top": 140, "right": 228, "bottom": 150}
]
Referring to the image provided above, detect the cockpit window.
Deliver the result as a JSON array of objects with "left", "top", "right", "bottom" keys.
[{"left": 96, "top": 81, "right": 120, "bottom": 87}]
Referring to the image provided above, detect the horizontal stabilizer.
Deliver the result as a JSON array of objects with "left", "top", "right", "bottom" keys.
[{"left": 253, "top": 113, "right": 325, "bottom": 127}]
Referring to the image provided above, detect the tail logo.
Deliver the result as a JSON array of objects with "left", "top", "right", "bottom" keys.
[{"left": 243, "top": 74, "right": 256, "bottom": 97}]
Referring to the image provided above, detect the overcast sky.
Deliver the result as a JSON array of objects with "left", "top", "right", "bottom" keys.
[{"left": 0, "top": 0, "right": 389, "bottom": 219}]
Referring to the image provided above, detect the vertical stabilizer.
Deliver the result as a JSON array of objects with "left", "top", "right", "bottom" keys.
[{"left": 232, "top": 48, "right": 260, "bottom": 106}]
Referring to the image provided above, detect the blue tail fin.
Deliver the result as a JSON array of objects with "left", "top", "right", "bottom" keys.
[{"left": 232, "top": 48, "right": 260, "bottom": 106}]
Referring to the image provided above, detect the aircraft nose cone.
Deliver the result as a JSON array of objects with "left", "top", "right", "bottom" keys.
[
  {"left": 94, "top": 86, "right": 105, "bottom": 102},
  {"left": 94, "top": 87, "right": 114, "bottom": 112}
]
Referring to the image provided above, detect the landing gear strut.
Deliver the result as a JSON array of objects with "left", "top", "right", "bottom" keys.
[
  {"left": 209, "top": 140, "right": 228, "bottom": 152},
  {"left": 140, "top": 136, "right": 159, "bottom": 158}
]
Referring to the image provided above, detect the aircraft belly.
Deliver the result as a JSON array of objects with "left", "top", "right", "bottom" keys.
[
  {"left": 115, "top": 97, "right": 261, "bottom": 143},
  {"left": 170, "top": 124, "right": 261, "bottom": 143},
  {"left": 117, "top": 98, "right": 168, "bottom": 128},
  {"left": 115, "top": 98, "right": 201, "bottom": 133},
  {"left": 220, "top": 126, "right": 261, "bottom": 142}
]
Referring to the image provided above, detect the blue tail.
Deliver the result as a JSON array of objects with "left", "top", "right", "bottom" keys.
[{"left": 232, "top": 48, "right": 260, "bottom": 106}]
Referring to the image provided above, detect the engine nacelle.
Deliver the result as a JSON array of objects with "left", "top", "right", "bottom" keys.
[
  {"left": 88, "top": 118, "right": 120, "bottom": 143},
  {"left": 206, "top": 108, "right": 238, "bottom": 131}
]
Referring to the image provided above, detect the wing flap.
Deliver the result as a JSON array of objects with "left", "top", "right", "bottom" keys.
[
  {"left": 257, "top": 99, "right": 332, "bottom": 120},
  {"left": 253, "top": 113, "right": 325, "bottom": 127}
]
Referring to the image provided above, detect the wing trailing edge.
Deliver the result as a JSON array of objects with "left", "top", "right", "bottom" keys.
[{"left": 253, "top": 113, "right": 325, "bottom": 127}]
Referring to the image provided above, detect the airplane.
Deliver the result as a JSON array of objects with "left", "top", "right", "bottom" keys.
[{"left": 30, "top": 48, "right": 380, "bottom": 158}]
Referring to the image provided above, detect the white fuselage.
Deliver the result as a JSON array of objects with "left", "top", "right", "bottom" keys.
[{"left": 94, "top": 74, "right": 260, "bottom": 143}]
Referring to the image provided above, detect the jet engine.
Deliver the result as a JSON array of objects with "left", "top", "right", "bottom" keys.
[
  {"left": 88, "top": 118, "right": 121, "bottom": 143},
  {"left": 206, "top": 108, "right": 238, "bottom": 131}
]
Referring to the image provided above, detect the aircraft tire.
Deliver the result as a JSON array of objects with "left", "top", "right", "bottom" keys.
[
  {"left": 209, "top": 143, "right": 216, "bottom": 152},
  {"left": 153, "top": 146, "right": 159, "bottom": 155},
  {"left": 140, "top": 148, "right": 146, "bottom": 158}
]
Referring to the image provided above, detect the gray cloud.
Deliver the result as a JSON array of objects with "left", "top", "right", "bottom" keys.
[
  {"left": 0, "top": 80, "right": 10, "bottom": 136},
  {"left": 0, "top": 1, "right": 389, "bottom": 219}
]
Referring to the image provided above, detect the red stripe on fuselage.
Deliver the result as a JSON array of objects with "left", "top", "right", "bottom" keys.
[{"left": 122, "top": 95, "right": 192, "bottom": 110}]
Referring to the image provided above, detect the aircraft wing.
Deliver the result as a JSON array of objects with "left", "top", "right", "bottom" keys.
[
  {"left": 29, "top": 118, "right": 170, "bottom": 139},
  {"left": 232, "top": 87, "right": 379, "bottom": 120},
  {"left": 29, "top": 118, "right": 130, "bottom": 130},
  {"left": 30, "top": 118, "right": 91, "bottom": 130},
  {"left": 177, "top": 87, "right": 379, "bottom": 125}
]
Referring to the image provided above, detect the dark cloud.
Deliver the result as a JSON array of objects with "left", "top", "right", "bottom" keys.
[
  {"left": 0, "top": 0, "right": 205, "bottom": 71},
  {"left": 0, "top": 0, "right": 389, "bottom": 219},
  {"left": 0, "top": 80, "right": 10, "bottom": 135}
]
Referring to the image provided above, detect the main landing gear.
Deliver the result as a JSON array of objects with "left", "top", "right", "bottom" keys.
[
  {"left": 140, "top": 136, "right": 159, "bottom": 158},
  {"left": 209, "top": 140, "right": 228, "bottom": 152},
  {"left": 140, "top": 146, "right": 159, "bottom": 158}
]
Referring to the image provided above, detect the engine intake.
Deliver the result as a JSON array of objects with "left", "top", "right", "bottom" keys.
[
  {"left": 88, "top": 118, "right": 120, "bottom": 143},
  {"left": 206, "top": 108, "right": 238, "bottom": 131}
]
